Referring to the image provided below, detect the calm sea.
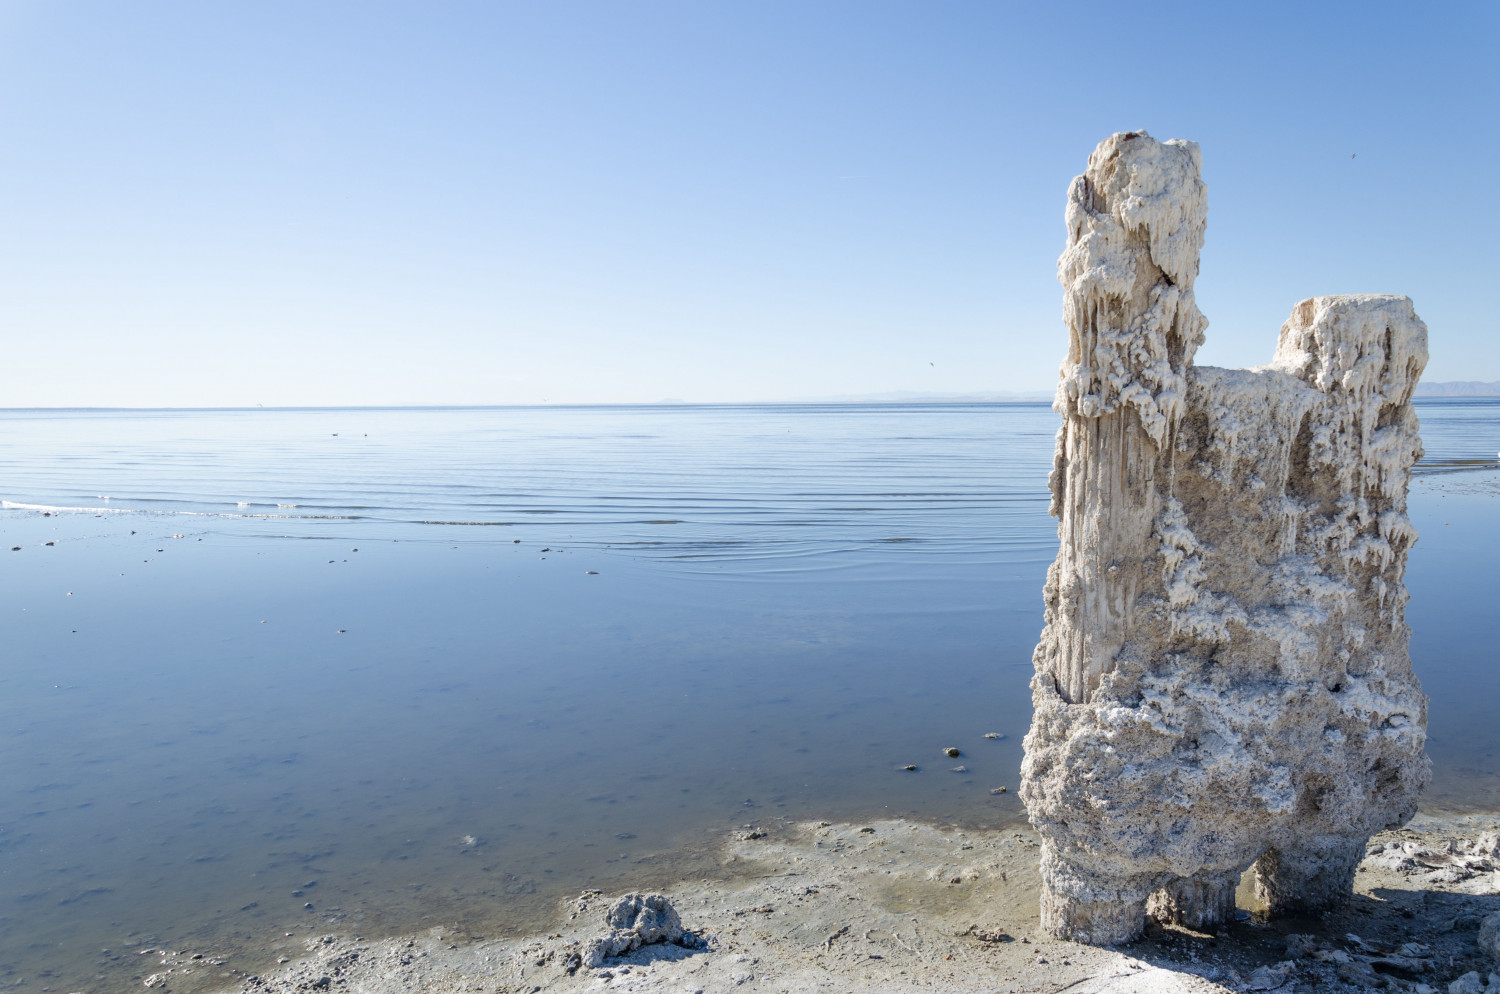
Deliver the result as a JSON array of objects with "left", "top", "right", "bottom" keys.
[{"left": 1, "top": 400, "right": 1496, "bottom": 992}]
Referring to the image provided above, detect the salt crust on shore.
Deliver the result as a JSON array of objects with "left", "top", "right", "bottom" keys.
[{"left": 201, "top": 813, "right": 1500, "bottom": 994}]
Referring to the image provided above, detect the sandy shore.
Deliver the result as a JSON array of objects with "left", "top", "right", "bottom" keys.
[{"left": 159, "top": 811, "right": 1500, "bottom": 994}]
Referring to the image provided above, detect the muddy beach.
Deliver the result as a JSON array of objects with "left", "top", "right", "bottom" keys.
[{"left": 167, "top": 810, "right": 1500, "bottom": 994}]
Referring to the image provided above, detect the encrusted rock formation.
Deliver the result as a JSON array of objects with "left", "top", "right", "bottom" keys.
[
  {"left": 581, "top": 893, "right": 699, "bottom": 968},
  {"left": 1020, "top": 131, "right": 1431, "bottom": 944}
]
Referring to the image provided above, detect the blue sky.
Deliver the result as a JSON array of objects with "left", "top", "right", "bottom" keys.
[{"left": 1, "top": 0, "right": 1494, "bottom": 406}]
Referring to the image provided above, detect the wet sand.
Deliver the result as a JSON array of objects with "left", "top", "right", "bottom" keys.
[{"left": 152, "top": 810, "right": 1500, "bottom": 994}]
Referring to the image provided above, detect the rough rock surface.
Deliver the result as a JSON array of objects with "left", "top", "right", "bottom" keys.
[
  {"left": 1450, "top": 971, "right": 1500, "bottom": 994},
  {"left": 1481, "top": 910, "right": 1500, "bottom": 963},
  {"left": 580, "top": 892, "right": 696, "bottom": 968},
  {"left": 1021, "top": 131, "right": 1431, "bottom": 944}
]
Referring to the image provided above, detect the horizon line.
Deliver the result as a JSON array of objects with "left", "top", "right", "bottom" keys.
[
  {"left": 0, "top": 398, "right": 1059, "bottom": 413},
  {"left": 3, "top": 381, "right": 1497, "bottom": 413}
]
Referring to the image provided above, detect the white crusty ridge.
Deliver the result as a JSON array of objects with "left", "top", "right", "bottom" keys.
[
  {"left": 1054, "top": 132, "right": 1206, "bottom": 446},
  {"left": 1021, "top": 131, "right": 1430, "bottom": 945}
]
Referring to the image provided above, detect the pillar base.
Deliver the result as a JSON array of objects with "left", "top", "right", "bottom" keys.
[
  {"left": 1254, "top": 838, "right": 1365, "bottom": 915},
  {"left": 1040, "top": 887, "right": 1147, "bottom": 945},
  {"left": 1146, "top": 871, "right": 1239, "bottom": 931}
]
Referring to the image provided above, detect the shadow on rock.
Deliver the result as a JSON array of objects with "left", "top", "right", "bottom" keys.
[{"left": 1116, "top": 888, "right": 1500, "bottom": 992}]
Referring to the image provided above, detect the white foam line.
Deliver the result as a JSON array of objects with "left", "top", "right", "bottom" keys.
[
  {"left": 1, "top": 500, "right": 358, "bottom": 521},
  {"left": 3, "top": 500, "right": 130, "bottom": 514}
]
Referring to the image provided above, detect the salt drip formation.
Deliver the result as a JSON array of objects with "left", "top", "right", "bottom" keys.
[{"left": 1020, "top": 131, "right": 1431, "bottom": 944}]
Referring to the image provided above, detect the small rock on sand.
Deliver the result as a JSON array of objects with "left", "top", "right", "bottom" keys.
[
  {"left": 1448, "top": 972, "right": 1500, "bottom": 994},
  {"left": 581, "top": 893, "right": 697, "bottom": 968},
  {"left": 1480, "top": 911, "right": 1500, "bottom": 962}
]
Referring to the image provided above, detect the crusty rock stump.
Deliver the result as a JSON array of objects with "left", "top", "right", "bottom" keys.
[
  {"left": 1020, "top": 131, "right": 1430, "bottom": 944},
  {"left": 582, "top": 893, "right": 698, "bottom": 968}
]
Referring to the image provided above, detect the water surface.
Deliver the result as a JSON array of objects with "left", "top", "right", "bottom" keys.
[{"left": 0, "top": 401, "right": 1495, "bottom": 993}]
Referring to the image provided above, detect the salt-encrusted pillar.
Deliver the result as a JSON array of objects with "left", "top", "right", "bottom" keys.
[
  {"left": 1020, "top": 132, "right": 1429, "bottom": 944},
  {"left": 1041, "top": 132, "right": 1208, "bottom": 707}
]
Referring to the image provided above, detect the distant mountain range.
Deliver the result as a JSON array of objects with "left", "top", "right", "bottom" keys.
[
  {"left": 796, "top": 382, "right": 1499, "bottom": 404},
  {"left": 1413, "top": 381, "right": 1500, "bottom": 397},
  {"left": 796, "top": 390, "right": 1054, "bottom": 403}
]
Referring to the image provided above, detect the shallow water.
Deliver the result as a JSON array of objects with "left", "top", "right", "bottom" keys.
[{"left": 0, "top": 400, "right": 1496, "bottom": 992}]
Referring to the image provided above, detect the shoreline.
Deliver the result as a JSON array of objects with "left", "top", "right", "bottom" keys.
[
  {"left": 2, "top": 441, "right": 1496, "bottom": 993},
  {"left": 163, "top": 808, "right": 1500, "bottom": 994}
]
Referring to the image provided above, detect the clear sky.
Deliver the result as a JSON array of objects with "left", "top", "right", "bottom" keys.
[{"left": 1, "top": 0, "right": 1495, "bottom": 407}]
